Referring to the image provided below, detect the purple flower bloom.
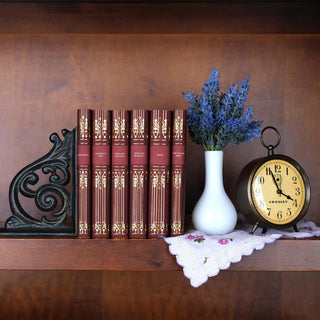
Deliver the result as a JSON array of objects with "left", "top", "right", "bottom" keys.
[{"left": 183, "top": 69, "right": 263, "bottom": 150}]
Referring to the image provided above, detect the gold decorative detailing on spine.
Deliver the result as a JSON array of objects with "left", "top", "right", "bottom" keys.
[
  {"left": 113, "top": 171, "right": 126, "bottom": 190},
  {"left": 151, "top": 116, "right": 169, "bottom": 139},
  {"left": 173, "top": 115, "right": 184, "bottom": 140},
  {"left": 95, "top": 170, "right": 107, "bottom": 190},
  {"left": 113, "top": 116, "right": 127, "bottom": 139},
  {"left": 171, "top": 222, "right": 182, "bottom": 234},
  {"left": 130, "top": 221, "right": 146, "bottom": 235},
  {"left": 112, "top": 222, "right": 126, "bottom": 235},
  {"left": 132, "top": 116, "right": 146, "bottom": 139},
  {"left": 151, "top": 170, "right": 169, "bottom": 189},
  {"left": 94, "top": 222, "right": 108, "bottom": 235},
  {"left": 79, "top": 221, "right": 89, "bottom": 235},
  {"left": 79, "top": 115, "right": 90, "bottom": 139},
  {"left": 94, "top": 116, "right": 108, "bottom": 139},
  {"left": 172, "top": 169, "right": 182, "bottom": 189},
  {"left": 149, "top": 222, "right": 167, "bottom": 235},
  {"left": 79, "top": 169, "right": 89, "bottom": 189},
  {"left": 132, "top": 169, "right": 146, "bottom": 189}
]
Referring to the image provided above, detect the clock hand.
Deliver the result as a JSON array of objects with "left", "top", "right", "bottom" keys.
[
  {"left": 270, "top": 170, "right": 281, "bottom": 192},
  {"left": 270, "top": 170, "right": 293, "bottom": 199},
  {"left": 279, "top": 190, "right": 294, "bottom": 201}
]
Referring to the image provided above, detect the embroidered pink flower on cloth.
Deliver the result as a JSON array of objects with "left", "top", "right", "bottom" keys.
[
  {"left": 187, "top": 234, "right": 205, "bottom": 243},
  {"left": 218, "top": 238, "right": 233, "bottom": 245}
]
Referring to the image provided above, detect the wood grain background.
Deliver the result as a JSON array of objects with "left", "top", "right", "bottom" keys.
[
  {"left": 0, "top": 31, "right": 319, "bottom": 225},
  {"left": 0, "top": 3, "right": 319, "bottom": 319}
]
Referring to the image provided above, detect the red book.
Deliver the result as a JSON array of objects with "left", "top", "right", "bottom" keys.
[
  {"left": 170, "top": 109, "right": 186, "bottom": 236},
  {"left": 129, "top": 109, "right": 149, "bottom": 239},
  {"left": 111, "top": 110, "right": 130, "bottom": 239},
  {"left": 148, "top": 110, "right": 172, "bottom": 238},
  {"left": 77, "top": 109, "right": 92, "bottom": 238},
  {"left": 92, "top": 109, "right": 111, "bottom": 239}
]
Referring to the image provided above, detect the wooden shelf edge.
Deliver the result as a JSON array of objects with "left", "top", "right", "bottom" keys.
[
  {"left": 0, "top": 3, "right": 319, "bottom": 34},
  {"left": 0, "top": 238, "right": 319, "bottom": 272},
  {"left": 229, "top": 238, "right": 320, "bottom": 272}
]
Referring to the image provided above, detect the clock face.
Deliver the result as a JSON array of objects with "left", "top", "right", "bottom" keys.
[{"left": 250, "top": 158, "right": 307, "bottom": 226}]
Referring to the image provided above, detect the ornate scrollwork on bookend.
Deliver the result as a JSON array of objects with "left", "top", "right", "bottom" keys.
[{"left": 2, "top": 128, "right": 77, "bottom": 237}]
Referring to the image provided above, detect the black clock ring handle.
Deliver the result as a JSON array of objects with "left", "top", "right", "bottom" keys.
[{"left": 260, "top": 126, "right": 281, "bottom": 156}]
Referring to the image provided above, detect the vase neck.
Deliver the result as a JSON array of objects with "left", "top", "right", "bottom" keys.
[{"left": 204, "top": 151, "right": 224, "bottom": 190}]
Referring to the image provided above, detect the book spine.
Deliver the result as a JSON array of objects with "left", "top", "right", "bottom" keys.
[
  {"left": 92, "top": 109, "right": 111, "bottom": 239},
  {"left": 170, "top": 109, "right": 186, "bottom": 236},
  {"left": 111, "top": 110, "right": 130, "bottom": 239},
  {"left": 77, "top": 109, "right": 92, "bottom": 238},
  {"left": 129, "top": 109, "right": 149, "bottom": 239},
  {"left": 148, "top": 109, "right": 171, "bottom": 238}
]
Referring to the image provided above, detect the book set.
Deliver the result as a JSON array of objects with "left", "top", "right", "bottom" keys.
[{"left": 77, "top": 108, "right": 186, "bottom": 239}]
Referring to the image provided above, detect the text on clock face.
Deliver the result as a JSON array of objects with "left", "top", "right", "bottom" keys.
[{"left": 251, "top": 159, "right": 305, "bottom": 225}]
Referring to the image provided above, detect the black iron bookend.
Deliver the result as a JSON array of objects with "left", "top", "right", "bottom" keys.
[{"left": 3, "top": 128, "right": 77, "bottom": 237}]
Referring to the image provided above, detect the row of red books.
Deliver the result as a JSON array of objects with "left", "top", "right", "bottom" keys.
[{"left": 77, "top": 108, "right": 186, "bottom": 239}]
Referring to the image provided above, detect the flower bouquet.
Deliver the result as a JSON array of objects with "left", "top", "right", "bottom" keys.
[{"left": 183, "top": 69, "right": 263, "bottom": 150}]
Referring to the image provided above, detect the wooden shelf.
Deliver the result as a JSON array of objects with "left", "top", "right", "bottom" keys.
[
  {"left": 0, "top": 238, "right": 319, "bottom": 271},
  {"left": 0, "top": 2, "right": 319, "bottom": 34},
  {"left": 0, "top": 2, "right": 318, "bottom": 319}
]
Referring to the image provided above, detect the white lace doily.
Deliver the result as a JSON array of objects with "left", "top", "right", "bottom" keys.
[{"left": 164, "top": 220, "right": 320, "bottom": 287}]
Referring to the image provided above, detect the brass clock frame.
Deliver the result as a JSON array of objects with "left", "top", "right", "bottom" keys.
[{"left": 236, "top": 127, "right": 311, "bottom": 234}]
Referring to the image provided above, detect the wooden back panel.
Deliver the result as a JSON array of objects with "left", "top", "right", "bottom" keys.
[
  {"left": 0, "top": 3, "right": 319, "bottom": 320},
  {"left": 0, "top": 2, "right": 319, "bottom": 226},
  {"left": 1, "top": 33, "right": 319, "bottom": 225}
]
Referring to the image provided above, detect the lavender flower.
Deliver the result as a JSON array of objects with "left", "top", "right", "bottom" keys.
[{"left": 183, "top": 69, "right": 263, "bottom": 150}]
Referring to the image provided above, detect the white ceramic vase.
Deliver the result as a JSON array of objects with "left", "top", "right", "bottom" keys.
[{"left": 192, "top": 150, "right": 237, "bottom": 235}]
